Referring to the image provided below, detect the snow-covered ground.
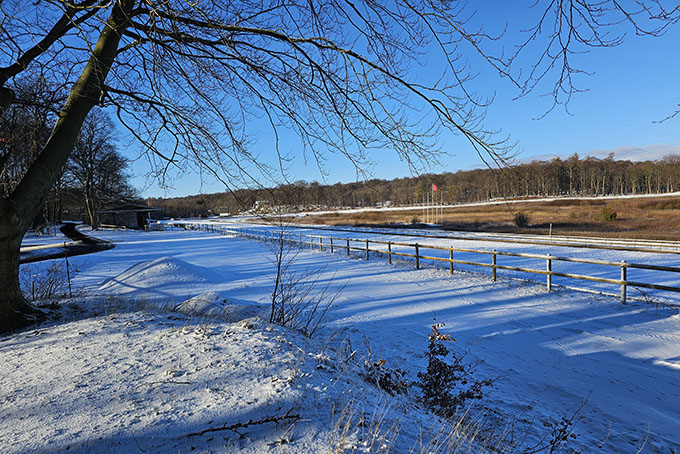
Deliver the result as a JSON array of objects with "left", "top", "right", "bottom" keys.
[
  {"left": 178, "top": 219, "right": 680, "bottom": 304},
  {"left": 3, "top": 227, "right": 680, "bottom": 453}
]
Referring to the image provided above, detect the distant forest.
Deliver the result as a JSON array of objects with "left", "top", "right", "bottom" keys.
[{"left": 148, "top": 154, "right": 680, "bottom": 217}]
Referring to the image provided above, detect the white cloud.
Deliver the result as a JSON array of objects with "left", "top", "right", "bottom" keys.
[
  {"left": 587, "top": 144, "right": 680, "bottom": 162},
  {"left": 520, "top": 143, "right": 680, "bottom": 163}
]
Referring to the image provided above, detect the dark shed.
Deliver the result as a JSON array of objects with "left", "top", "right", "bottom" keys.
[{"left": 98, "top": 204, "right": 161, "bottom": 230}]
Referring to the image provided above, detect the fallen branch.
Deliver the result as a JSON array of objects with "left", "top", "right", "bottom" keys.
[{"left": 182, "top": 408, "right": 300, "bottom": 438}]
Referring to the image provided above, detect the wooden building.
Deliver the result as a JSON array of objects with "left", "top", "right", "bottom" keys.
[{"left": 98, "top": 204, "right": 161, "bottom": 230}]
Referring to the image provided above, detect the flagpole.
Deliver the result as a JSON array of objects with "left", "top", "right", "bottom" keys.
[
  {"left": 440, "top": 189, "right": 443, "bottom": 224},
  {"left": 427, "top": 191, "right": 430, "bottom": 223}
]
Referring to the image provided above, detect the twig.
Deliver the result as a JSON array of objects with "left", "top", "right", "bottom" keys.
[{"left": 182, "top": 409, "right": 300, "bottom": 438}]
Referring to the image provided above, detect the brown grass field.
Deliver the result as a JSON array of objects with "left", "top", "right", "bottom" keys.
[{"left": 288, "top": 195, "right": 680, "bottom": 241}]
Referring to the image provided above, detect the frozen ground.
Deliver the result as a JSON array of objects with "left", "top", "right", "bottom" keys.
[{"left": 3, "top": 227, "right": 680, "bottom": 453}]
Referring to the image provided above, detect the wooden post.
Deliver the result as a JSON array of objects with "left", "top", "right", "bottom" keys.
[
  {"left": 388, "top": 242, "right": 392, "bottom": 265},
  {"left": 449, "top": 249, "right": 453, "bottom": 275},
  {"left": 64, "top": 253, "right": 72, "bottom": 298},
  {"left": 330, "top": 237, "right": 334, "bottom": 253},
  {"left": 546, "top": 253, "right": 552, "bottom": 291},
  {"left": 415, "top": 243, "right": 420, "bottom": 269},
  {"left": 319, "top": 236, "right": 323, "bottom": 251},
  {"left": 492, "top": 250, "right": 496, "bottom": 282},
  {"left": 365, "top": 239, "right": 369, "bottom": 260},
  {"left": 621, "top": 261, "right": 627, "bottom": 304},
  {"left": 346, "top": 239, "right": 350, "bottom": 256}
]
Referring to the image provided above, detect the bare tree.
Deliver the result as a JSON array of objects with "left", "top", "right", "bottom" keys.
[
  {"left": 505, "top": 1, "right": 679, "bottom": 115},
  {"left": 0, "top": 77, "right": 61, "bottom": 199},
  {"left": 0, "top": 0, "right": 678, "bottom": 332},
  {"left": 64, "top": 110, "right": 136, "bottom": 229}
]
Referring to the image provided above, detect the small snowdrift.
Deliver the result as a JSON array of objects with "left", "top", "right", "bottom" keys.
[
  {"left": 173, "top": 291, "right": 266, "bottom": 321},
  {"left": 99, "top": 256, "right": 232, "bottom": 302}
]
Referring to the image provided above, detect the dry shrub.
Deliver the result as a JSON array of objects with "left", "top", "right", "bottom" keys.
[
  {"left": 268, "top": 224, "right": 345, "bottom": 337},
  {"left": 363, "top": 338, "right": 410, "bottom": 396},
  {"left": 513, "top": 212, "right": 530, "bottom": 227},
  {"left": 595, "top": 206, "right": 617, "bottom": 222},
  {"left": 20, "top": 259, "right": 76, "bottom": 302}
]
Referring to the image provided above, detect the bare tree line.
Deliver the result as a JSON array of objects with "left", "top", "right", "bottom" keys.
[
  {"left": 0, "top": 79, "right": 137, "bottom": 230},
  {"left": 150, "top": 153, "right": 680, "bottom": 217}
]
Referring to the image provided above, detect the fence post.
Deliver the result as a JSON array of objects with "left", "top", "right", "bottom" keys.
[
  {"left": 388, "top": 242, "right": 392, "bottom": 265},
  {"left": 346, "top": 239, "right": 350, "bottom": 256},
  {"left": 415, "top": 243, "right": 420, "bottom": 269},
  {"left": 319, "top": 236, "right": 323, "bottom": 252},
  {"left": 492, "top": 250, "right": 497, "bottom": 282},
  {"left": 365, "top": 239, "right": 369, "bottom": 260},
  {"left": 546, "top": 253, "right": 552, "bottom": 291},
  {"left": 330, "top": 237, "right": 334, "bottom": 253},
  {"left": 621, "top": 261, "right": 627, "bottom": 304},
  {"left": 449, "top": 249, "right": 453, "bottom": 274}
]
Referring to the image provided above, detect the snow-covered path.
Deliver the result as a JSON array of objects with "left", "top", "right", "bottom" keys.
[{"left": 6, "top": 228, "right": 680, "bottom": 453}]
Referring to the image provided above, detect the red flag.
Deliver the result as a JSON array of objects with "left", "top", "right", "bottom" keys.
[{"left": 432, "top": 184, "right": 438, "bottom": 192}]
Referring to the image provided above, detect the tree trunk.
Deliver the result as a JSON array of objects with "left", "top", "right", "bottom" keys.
[
  {"left": 85, "top": 188, "right": 99, "bottom": 230},
  {"left": 0, "top": 0, "right": 132, "bottom": 334},
  {"left": 0, "top": 208, "right": 43, "bottom": 333}
]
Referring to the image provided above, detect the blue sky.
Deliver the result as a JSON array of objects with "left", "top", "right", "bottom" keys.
[{"left": 129, "top": 5, "right": 680, "bottom": 198}]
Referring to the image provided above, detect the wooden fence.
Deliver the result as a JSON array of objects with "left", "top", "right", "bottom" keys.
[{"left": 182, "top": 223, "right": 680, "bottom": 305}]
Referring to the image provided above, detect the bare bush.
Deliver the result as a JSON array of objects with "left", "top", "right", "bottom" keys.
[
  {"left": 268, "top": 223, "right": 345, "bottom": 337},
  {"left": 513, "top": 212, "right": 530, "bottom": 227},
  {"left": 20, "top": 258, "right": 76, "bottom": 303}
]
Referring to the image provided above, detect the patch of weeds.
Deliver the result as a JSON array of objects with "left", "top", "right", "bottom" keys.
[
  {"left": 329, "top": 399, "right": 399, "bottom": 454},
  {"left": 522, "top": 394, "right": 588, "bottom": 454},
  {"left": 364, "top": 358, "right": 410, "bottom": 396},
  {"left": 362, "top": 337, "right": 410, "bottom": 396}
]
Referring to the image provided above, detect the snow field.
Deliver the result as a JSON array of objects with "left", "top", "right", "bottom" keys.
[
  {"left": 3, "top": 227, "right": 680, "bottom": 453},
  {"left": 195, "top": 219, "right": 680, "bottom": 304}
]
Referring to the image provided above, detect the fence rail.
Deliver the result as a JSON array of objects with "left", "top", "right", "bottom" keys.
[
  {"left": 180, "top": 223, "right": 680, "bottom": 305},
  {"left": 253, "top": 222, "right": 680, "bottom": 255}
]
